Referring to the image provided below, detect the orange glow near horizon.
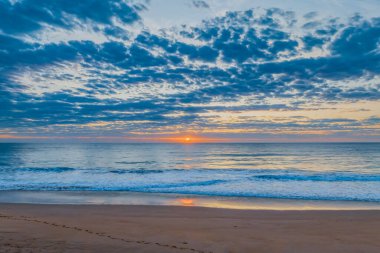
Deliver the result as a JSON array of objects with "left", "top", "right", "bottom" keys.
[
  {"left": 162, "top": 136, "right": 197, "bottom": 143},
  {"left": 0, "top": 134, "right": 377, "bottom": 143},
  {"left": 124, "top": 135, "right": 229, "bottom": 143},
  {"left": 149, "top": 135, "right": 232, "bottom": 143}
]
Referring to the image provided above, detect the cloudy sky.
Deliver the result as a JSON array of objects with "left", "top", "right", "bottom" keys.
[{"left": 1, "top": 0, "right": 380, "bottom": 142}]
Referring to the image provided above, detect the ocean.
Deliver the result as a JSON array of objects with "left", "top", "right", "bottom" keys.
[{"left": 0, "top": 143, "right": 379, "bottom": 202}]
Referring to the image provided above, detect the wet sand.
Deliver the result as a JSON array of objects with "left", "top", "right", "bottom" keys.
[{"left": 1, "top": 204, "right": 380, "bottom": 253}]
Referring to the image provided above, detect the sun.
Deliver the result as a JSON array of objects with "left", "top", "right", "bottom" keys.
[{"left": 185, "top": 137, "right": 191, "bottom": 142}]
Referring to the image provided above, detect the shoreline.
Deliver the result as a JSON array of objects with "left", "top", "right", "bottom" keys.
[
  {"left": 1, "top": 203, "right": 380, "bottom": 252},
  {"left": 1, "top": 190, "right": 380, "bottom": 210}
]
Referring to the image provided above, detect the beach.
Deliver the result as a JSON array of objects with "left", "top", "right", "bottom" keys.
[{"left": 1, "top": 203, "right": 380, "bottom": 253}]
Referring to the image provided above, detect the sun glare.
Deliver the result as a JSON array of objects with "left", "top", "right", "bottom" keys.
[{"left": 147, "top": 135, "right": 230, "bottom": 143}]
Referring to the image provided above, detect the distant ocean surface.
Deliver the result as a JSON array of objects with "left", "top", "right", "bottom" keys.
[{"left": 0, "top": 143, "right": 380, "bottom": 202}]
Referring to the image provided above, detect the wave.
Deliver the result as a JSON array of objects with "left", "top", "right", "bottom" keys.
[
  {"left": 17, "top": 167, "right": 76, "bottom": 173},
  {"left": 141, "top": 179, "right": 227, "bottom": 189},
  {"left": 1, "top": 167, "right": 380, "bottom": 202},
  {"left": 251, "top": 173, "right": 380, "bottom": 182},
  {"left": 0, "top": 179, "right": 227, "bottom": 192},
  {"left": 115, "top": 161, "right": 156, "bottom": 165},
  {"left": 109, "top": 169, "right": 164, "bottom": 174},
  {"left": 215, "top": 153, "right": 287, "bottom": 157},
  {"left": 2, "top": 185, "right": 380, "bottom": 202},
  {"left": 3, "top": 167, "right": 380, "bottom": 183}
]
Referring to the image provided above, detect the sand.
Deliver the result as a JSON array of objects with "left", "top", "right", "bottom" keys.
[{"left": 1, "top": 204, "right": 380, "bottom": 253}]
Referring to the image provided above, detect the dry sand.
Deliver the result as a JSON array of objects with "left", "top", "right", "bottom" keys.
[{"left": 0, "top": 204, "right": 380, "bottom": 253}]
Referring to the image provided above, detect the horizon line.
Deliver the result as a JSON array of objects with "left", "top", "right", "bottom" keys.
[{"left": 1, "top": 141, "right": 380, "bottom": 144}]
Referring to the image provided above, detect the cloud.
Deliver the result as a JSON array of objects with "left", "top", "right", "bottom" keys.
[
  {"left": 191, "top": 0, "right": 209, "bottom": 9},
  {"left": 0, "top": 3, "right": 379, "bottom": 139},
  {"left": 0, "top": 0, "right": 142, "bottom": 34}
]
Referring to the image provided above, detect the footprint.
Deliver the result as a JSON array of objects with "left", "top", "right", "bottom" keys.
[{"left": 0, "top": 213, "right": 210, "bottom": 253}]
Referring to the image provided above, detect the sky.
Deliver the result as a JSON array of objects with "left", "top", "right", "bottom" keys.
[{"left": 0, "top": 0, "right": 380, "bottom": 142}]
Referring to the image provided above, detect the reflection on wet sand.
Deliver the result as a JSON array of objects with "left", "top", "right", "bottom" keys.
[
  {"left": 1, "top": 191, "right": 380, "bottom": 210},
  {"left": 179, "top": 198, "right": 195, "bottom": 206}
]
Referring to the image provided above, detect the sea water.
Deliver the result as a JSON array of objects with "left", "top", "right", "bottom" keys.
[{"left": 0, "top": 143, "right": 379, "bottom": 202}]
